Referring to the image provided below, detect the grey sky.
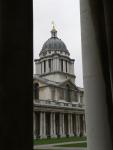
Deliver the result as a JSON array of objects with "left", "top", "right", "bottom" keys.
[{"left": 33, "top": 0, "right": 83, "bottom": 87}]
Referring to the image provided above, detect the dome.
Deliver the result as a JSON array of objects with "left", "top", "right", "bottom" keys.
[{"left": 39, "top": 27, "right": 70, "bottom": 56}]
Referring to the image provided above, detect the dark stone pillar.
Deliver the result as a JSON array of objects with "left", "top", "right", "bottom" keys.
[{"left": 0, "top": 0, "right": 33, "bottom": 150}]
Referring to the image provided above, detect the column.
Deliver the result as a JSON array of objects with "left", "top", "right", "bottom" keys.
[
  {"left": 50, "top": 112, "right": 54, "bottom": 137},
  {"left": 71, "top": 62, "right": 74, "bottom": 74},
  {"left": 80, "top": 1, "right": 112, "bottom": 150},
  {"left": 50, "top": 112, "right": 57, "bottom": 138},
  {"left": 33, "top": 112, "right": 36, "bottom": 139},
  {"left": 70, "top": 113, "right": 74, "bottom": 136},
  {"left": 40, "top": 112, "right": 47, "bottom": 139},
  {"left": 59, "top": 113, "right": 63, "bottom": 137},
  {"left": 83, "top": 114, "right": 86, "bottom": 136},
  {"left": 59, "top": 113, "right": 65, "bottom": 137},
  {"left": 68, "top": 113, "right": 71, "bottom": 137},
  {"left": 50, "top": 112, "right": 53, "bottom": 137},
  {"left": 73, "top": 114, "right": 76, "bottom": 136},
  {"left": 79, "top": 115, "right": 82, "bottom": 136},
  {"left": 62, "top": 113, "right": 66, "bottom": 137},
  {"left": 75, "top": 114, "right": 80, "bottom": 136},
  {"left": 40, "top": 112, "right": 43, "bottom": 138},
  {"left": 78, "top": 115, "right": 81, "bottom": 136},
  {"left": 43, "top": 112, "right": 46, "bottom": 138},
  {"left": 53, "top": 112, "right": 57, "bottom": 137},
  {"left": 63, "top": 60, "right": 66, "bottom": 73}
]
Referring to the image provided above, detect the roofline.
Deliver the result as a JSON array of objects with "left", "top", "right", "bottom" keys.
[
  {"left": 33, "top": 75, "right": 84, "bottom": 92},
  {"left": 39, "top": 71, "right": 76, "bottom": 78},
  {"left": 34, "top": 53, "right": 75, "bottom": 62}
]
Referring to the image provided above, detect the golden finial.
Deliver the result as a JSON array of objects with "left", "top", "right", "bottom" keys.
[{"left": 52, "top": 21, "right": 55, "bottom": 30}]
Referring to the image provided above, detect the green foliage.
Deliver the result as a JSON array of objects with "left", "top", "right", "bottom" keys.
[
  {"left": 33, "top": 136, "right": 87, "bottom": 145},
  {"left": 54, "top": 142, "right": 87, "bottom": 147}
]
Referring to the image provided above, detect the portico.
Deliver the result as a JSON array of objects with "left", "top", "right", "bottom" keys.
[
  {"left": 33, "top": 100, "right": 86, "bottom": 139},
  {"left": 34, "top": 111, "right": 86, "bottom": 139}
]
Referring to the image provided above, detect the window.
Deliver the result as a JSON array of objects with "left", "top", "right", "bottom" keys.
[
  {"left": 59, "top": 88, "right": 64, "bottom": 99},
  {"left": 66, "top": 61, "right": 67, "bottom": 72},
  {"left": 65, "top": 84, "right": 70, "bottom": 102},
  {"left": 33, "top": 83, "right": 39, "bottom": 100},
  {"left": 74, "top": 92, "right": 78, "bottom": 102},
  {"left": 44, "top": 60, "right": 46, "bottom": 73},
  {"left": 48, "top": 59, "right": 51, "bottom": 72},
  {"left": 41, "top": 63, "right": 42, "bottom": 74},
  {"left": 61, "top": 59, "right": 63, "bottom": 72}
]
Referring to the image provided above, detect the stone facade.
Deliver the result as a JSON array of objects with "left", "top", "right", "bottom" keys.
[{"left": 33, "top": 26, "right": 86, "bottom": 139}]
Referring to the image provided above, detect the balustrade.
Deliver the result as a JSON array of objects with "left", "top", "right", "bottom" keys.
[{"left": 34, "top": 99, "right": 84, "bottom": 109}]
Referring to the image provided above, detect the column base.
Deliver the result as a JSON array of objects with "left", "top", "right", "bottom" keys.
[
  {"left": 75, "top": 133, "right": 80, "bottom": 137},
  {"left": 50, "top": 134, "right": 57, "bottom": 138},
  {"left": 33, "top": 135, "right": 37, "bottom": 139},
  {"left": 60, "top": 134, "right": 66, "bottom": 138},
  {"left": 39, "top": 135, "right": 47, "bottom": 139},
  {"left": 68, "top": 133, "right": 74, "bottom": 137},
  {"left": 82, "top": 132, "right": 87, "bottom": 137}
]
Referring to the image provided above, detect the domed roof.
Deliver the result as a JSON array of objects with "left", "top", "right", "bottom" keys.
[{"left": 39, "top": 26, "right": 70, "bottom": 56}]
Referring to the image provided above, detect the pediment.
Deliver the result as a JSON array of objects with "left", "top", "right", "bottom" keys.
[
  {"left": 33, "top": 77, "right": 48, "bottom": 87},
  {"left": 59, "top": 79, "right": 83, "bottom": 92}
]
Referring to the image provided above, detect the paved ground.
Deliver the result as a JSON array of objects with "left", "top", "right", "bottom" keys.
[{"left": 34, "top": 141, "right": 87, "bottom": 150}]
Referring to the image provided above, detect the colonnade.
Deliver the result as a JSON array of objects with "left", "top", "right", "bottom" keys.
[{"left": 33, "top": 111, "right": 86, "bottom": 139}]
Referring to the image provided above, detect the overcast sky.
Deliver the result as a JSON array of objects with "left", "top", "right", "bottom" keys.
[{"left": 33, "top": 0, "right": 83, "bottom": 88}]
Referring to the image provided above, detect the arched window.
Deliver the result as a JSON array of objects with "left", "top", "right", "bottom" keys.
[{"left": 33, "top": 83, "right": 39, "bottom": 100}]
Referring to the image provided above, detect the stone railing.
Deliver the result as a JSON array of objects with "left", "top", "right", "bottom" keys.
[{"left": 34, "top": 99, "right": 84, "bottom": 109}]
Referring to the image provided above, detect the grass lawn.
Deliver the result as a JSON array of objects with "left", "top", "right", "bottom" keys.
[
  {"left": 54, "top": 142, "right": 87, "bottom": 148},
  {"left": 33, "top": 136, "right": 87, "bottom": 145}
]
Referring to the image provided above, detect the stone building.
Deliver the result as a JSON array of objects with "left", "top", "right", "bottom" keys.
[{"left": 33, "top": 25, "right": 86, "bottom": 139}]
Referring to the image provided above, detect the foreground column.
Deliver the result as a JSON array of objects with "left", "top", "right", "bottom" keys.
[{"left": 80, "top": 0, "right": 112, "bottom": 149}]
